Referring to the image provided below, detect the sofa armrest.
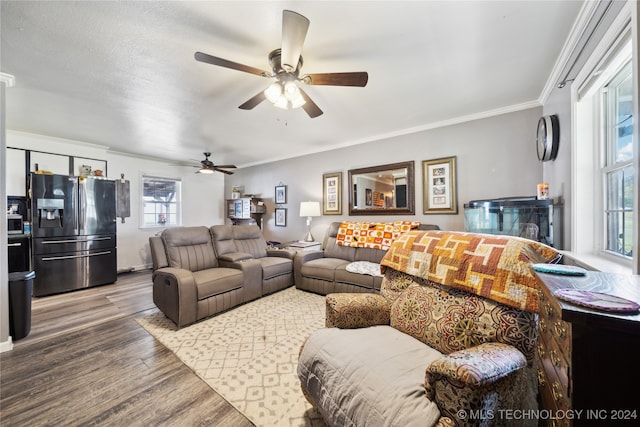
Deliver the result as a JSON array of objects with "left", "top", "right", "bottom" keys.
[
  {"left": 149, "top": 236, "right": 168, "bottom": 270},
  {"left": 267, "top": 248, "right": 296, "bottom": 259},
  {"left": 216, "top": 258, "right": 263, "bottom": 302},
  {"left": 293, "top": 250, "right": 325, "bottom": 285},
  {"left": 425, "top": 342, "right": 530, "bottom": 424},
  {"left": 325, "top": 293, "right": 391, "bottom": 328},
  {"left": 152, "top": 267, "right": 198, "bottom": 328},
  {"left": 218, "top": 252, "right": 253, "bottom": 262}
]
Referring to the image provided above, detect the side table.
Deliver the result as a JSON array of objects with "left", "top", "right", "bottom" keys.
[
  {"left": 535, "top": 271, "right": 640, "bottom": 425},
  {"left": 284, "top": 241, "right": 322, "bottom": 252}
]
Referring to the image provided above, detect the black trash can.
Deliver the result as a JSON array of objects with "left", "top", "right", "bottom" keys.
[{"left": 8, "top": 270, "right": 35, "bottom": 341}]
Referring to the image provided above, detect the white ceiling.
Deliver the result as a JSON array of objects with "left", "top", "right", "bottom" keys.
[{"left": 1, "top": 1, "right": 584, "bottom": 169}]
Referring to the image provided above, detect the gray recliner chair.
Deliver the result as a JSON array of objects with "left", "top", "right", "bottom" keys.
[{"left": 210, "top": 225, "right": 296, "bottom": 297}]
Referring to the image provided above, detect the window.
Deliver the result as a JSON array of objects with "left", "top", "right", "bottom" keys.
[
  {"left": 602, "top": 61, "right": 633, "bottom": 258},
  {"left": 572, "top": 12, "right": 636, "bottom": 272},
  {"left": 141, "top": 174, "right": 182, "bottom": 227}
]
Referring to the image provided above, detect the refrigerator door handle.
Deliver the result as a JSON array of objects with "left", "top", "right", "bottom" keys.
[
  {"left": 79, "top": 180, "right": 87, "bottom": 232},
  {"left": 8, "top": 242, "right": 23, "bottom": 247},
  {"left": 42, "top": 236, "right": 112, "bottom": 244},
  {"left": 41, "top": 251, "right": 113, "bottom": 261},
  {"left": 73, "top": 180, "right": 79, "bottom": 233}
]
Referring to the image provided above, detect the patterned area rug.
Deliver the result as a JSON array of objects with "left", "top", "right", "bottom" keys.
[{"left": 136, "top": 287, "right": 327, "bottom": 427}]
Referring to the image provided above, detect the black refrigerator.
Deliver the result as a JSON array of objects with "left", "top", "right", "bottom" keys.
[{"left": 30, "top": 173, "right": 117, "bottom": 296}]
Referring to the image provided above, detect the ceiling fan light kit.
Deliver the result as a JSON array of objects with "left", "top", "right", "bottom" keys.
[
  {"left": 195, "top": 10, "right": 368, "bottom": 118},
  {"left": 264, "top": 80, "right": 306, "bottom": 110},
  {"left": 194, "top": 152, "right": 237, "bottom": 175}
]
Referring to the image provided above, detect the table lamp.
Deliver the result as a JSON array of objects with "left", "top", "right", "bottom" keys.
[{"left": 300, "top": 201, "right": 321, "bottom": 242}]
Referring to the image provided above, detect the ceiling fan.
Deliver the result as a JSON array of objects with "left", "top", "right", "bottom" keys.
[
  {"left": 194, "top": 10, "right": 368, "bottom": 118},
  {"left": 194, "top": 152, "right": 236, "bottom": 175}
]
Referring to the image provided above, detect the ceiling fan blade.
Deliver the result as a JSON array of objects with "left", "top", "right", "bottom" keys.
[
  {"left": 214, "top": 164, "right": 237, "bottom": 169},
  {"left": 302, "top": 72, "right": 369, "bottom": 87},
  {"left": 194, "top": 52, "right": 269, "bottom": 77},
  {"left": 239, "top": 91, "right": 267, "bottom": 110},
  {"left": 281, "top": 10, "right": 309, "bottom": 72},
  {"left": 214, "top": 167, "right": 235, "bottom": 175},
  {"left": 298, "top": 88, "right": 323, "bottom": 118}
]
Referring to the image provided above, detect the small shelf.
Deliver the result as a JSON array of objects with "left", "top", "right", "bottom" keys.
[{"left": 227, "top": 197, "right": 265, "bottom": 228}]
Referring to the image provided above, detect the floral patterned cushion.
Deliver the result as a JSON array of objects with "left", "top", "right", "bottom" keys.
[
  {"left": 325, "top": 293, "right": 390, "bottom": 328},
  {"left": 389, "top": 276, "right": 538, "bottom": 363},
  {"left": 426, "top": 342, "right": 526, "bottom": 388},
  {"left": 380, "top": 268, "right": 417, "bottom": 302}
]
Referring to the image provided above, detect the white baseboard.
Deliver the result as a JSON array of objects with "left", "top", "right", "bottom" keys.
[
  {"left": 117, "top": 264, "right": 152, "bottom": 274},
  {"left": 0, "top": 337, "right": 14, "bottom": 353}
]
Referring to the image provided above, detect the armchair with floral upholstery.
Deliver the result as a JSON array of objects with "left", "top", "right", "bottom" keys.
[{"left": 298, "top": 231, "right": 560, "bottom": 426}]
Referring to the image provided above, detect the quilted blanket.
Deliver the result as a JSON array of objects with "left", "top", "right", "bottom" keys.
[
  {"left": 336, "top": 221, "right": 421, "bottom": 251},
  {"left": 380, "top": 230, "right": 561, "bottom": 313}
]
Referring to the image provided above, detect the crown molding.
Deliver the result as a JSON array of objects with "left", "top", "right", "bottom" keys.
[{"left": 0, "top": 73, "right": 15, "bottom": 88}]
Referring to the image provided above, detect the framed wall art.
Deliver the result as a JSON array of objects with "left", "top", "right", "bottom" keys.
[
  {"left": 275, "top": 184, "right": 287, "bottom": 204},
  {"left": 275, "top": 207, "right": 287, "bottom": 226},
  {"left": 365, "top": 188, "right": 373, "bottom": 206},
  {"left": 422, "top": 156, "right": 458, "bottom": 214},
  {"left": 322, "top": 172, "right": 342, "bottom": 215}
]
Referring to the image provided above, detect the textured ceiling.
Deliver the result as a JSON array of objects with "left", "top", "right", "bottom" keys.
[{"left": 1, "top": 1, "right": 583, "bottom": 168}]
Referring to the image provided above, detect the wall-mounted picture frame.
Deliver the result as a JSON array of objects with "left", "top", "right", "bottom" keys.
[
  {"left": 322, "top": 172, "right": 342, "bottom": 215},
  {"left": 275, "top": 185, "right": 287, "bottom": 204},
  {"left": 365, "top": 188, "right": 373, "bottom": 206},
  {"left": 422, "top": 156, "right": 458, "bottom": 214},
  {"left": 275, "top": 207, "right": 287, "bottom": 226}
]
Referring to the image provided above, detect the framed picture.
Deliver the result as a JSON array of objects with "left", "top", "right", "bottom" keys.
[
  {"left": 365, "top": 188, "right": 373, "bottom": 206},
  {"left": 422, "top": 156, "right": 458, "bottom": 214},
  {"left": 275, "top": 185, "right": 287, "bottom": 204},
  {"left": 322, "top": 172, "right": 342, "bottom": 215},
  {"left": 275, "top": 208, "right": 287, "bottom": 226}
]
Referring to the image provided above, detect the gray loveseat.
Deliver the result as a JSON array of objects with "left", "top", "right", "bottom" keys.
[
  {"left": 149, "top": 224, "right": 297, "bottom": 328},
  {"left": 210, "top": 224, "right": 296, "bottom": 298},
  {"left": 294, "top": 222, "right": 439, "bottom": 295}
]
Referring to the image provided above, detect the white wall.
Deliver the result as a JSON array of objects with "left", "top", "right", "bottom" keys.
[
  {"left": 7, "top": 131, "right": 226, "bottom": 272},
  {"left": 226, "top": 107, "right": 545, "bottom": 244},
  {"left": 542, "top": 87, "right": 572, "bottom": 250}
]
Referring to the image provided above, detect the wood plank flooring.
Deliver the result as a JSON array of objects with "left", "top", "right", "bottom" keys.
[{"left": 0, "top": 270, "right": 254, "bottom": 426}]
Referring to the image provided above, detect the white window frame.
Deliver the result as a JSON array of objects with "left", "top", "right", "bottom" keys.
[
  {"left": 140, "top": 173, "right": 182, "bottom": 229},
  {"left": 571, "top": 3, "right": 638, "bottom": 273}
]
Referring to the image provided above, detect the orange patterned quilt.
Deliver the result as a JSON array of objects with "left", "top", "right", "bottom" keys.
[
  {"left": 336, "top": 221, "right": 421, "bottom": 251},
  {"left": 380, "top": 230, "right": 561, "bottom": 313}
]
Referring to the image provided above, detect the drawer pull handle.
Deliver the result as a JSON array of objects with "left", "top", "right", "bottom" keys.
[
  {"left": 545, "top": 303, "right": 554, "bottom": 317},
  {"left": 552, "top": 382, "right": 563, "bottom": 402},
  {"left": 537, "top": 342, "right": 546, "bottom": 358},
  {"left": 554, "top": 321, "right": 567, "bottom": 339},
  {"left": 537, "top": 369, "right": 546, "bottom": 387}
]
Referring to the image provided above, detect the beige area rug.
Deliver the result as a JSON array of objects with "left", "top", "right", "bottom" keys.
[{"left": 136, "top": 286, "right": 327, "bottom": 427}]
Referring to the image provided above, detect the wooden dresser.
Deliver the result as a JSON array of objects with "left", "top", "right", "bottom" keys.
[{"left": 536, "top": 271, "right": 640, "bottom": 425}]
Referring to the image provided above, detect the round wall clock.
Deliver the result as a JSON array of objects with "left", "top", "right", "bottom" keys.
[{"left": 536, "top": 114, "right": 559, "bottom": 161}]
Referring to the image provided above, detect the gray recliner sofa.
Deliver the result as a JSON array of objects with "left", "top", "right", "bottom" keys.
[
  {"left": 149, "top": 226, "right": 263, "bottom": 328},
  {"left": 294, "top": 222, "right": 439, "bottom": 295}
]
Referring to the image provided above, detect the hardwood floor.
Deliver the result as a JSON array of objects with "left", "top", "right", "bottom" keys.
[{"left": 0, "top": 270, "right": 254, "bottom": 426}]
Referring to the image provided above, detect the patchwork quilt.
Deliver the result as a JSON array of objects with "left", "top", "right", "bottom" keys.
[
  {"left": 336, "top": 221, "right": 421, "bottom": 251},
  {"left": 380, "top": 230, "right": 561, "bottom": 313}
]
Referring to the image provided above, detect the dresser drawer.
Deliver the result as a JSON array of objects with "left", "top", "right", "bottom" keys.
[
  {"left": 539, "top": 289, "right": 572, "bottom": 362},
  {"left": 538, "top": 358, "right": 571, "bottom": 421}
]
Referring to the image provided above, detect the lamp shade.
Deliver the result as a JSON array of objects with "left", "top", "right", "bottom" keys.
[{"left": 300, "top": 201, "right": 321, "bottom": 217}]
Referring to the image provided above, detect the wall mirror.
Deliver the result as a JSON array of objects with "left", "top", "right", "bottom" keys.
[{"left": 348, "top": 161, "right": 415, "bottom": 215}]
